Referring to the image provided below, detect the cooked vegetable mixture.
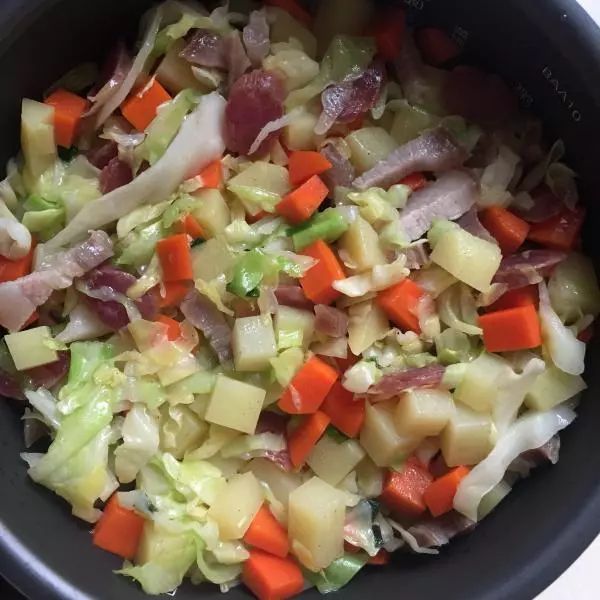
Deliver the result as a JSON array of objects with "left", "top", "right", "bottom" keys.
[{"left": 0, "top": 0, "right": 597, "bottom": 597}]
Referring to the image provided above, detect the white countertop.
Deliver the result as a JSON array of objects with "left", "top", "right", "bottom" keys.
[{"left": 536, "top": 5, "right": 599, "bottom": 597}]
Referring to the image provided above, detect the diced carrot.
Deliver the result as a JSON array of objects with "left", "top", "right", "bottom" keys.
[
  {"left": 379, "top": 457, "right": 434, "bottom": 519},
  {"left": 528, "top": 206, "right": 585, "bottom": 251},
  {"left": 155, "top": 314, "right": 182, "bottom": 341},
  {"left": 278, "top": 355, "right": 338, "bottom": 414},
  {"left": 244, "top": 505, "right": 289, "bottom": 559},
  {"left": 288, "top": 151, "right": 333, "bottom": 187},
  {"left": 400, "top": 172, "right": 428, "bottom": 192},
  {"left": 487, "top": 285, "right": 539, "bottom": 312},
  {"left": 479, "top": 206, "right": 530, "bottom": 254},
  {"left": 366, "top": 8, "right": 406, "bottom": 62},
  {"left": 276, "top": 175, "right": 329, "bottom": 224},
  {"left": 424, "top": 466, "right": 470, "bottom": 517},
  {"left": 288, "top": 411, "right": 331, "bottom": 468},
  {"left": 578, "top": 324, "right": 594, "bottom": 344},
  {"left": 299, "top": 240, "right": 345, "bottom": 305},
  {"left": 0, "top": 242, "right": 35, "bottom": 283},
  {"left": 156, "top": 234, "right": 193, "bottom": 282},
  {"left": 243, "top": 549, "right": 304, "bottom": 600},
  {"left": 121, "top": 79, "right": 172, "bottom": 132},
  {"left": 321, "top": 380, "right": 365, "bottom": 438},
  {"left": 263, "top": 0, "right": 312, "bottom": 26},
  {"left": 368, "top": 549, "right": 391, "bottom": 565},
  {"left": 377, "top": 279, "right": 425, "bottom": 333},
  {"left": 156, "top": 281, "right": 192, "bottom": 308},
  {"left": 479, "top": 304, "right": 542, "bottom": 353},
  {"left": 44, "top": 89, "right": 88, "bottom": 148},
  {"left": 247, "top": 210, "right": 269, "bottom": 224},
  {"left": 175, "top": 213, "right": 205, "bottom": 240},
  {"left": 198, "top": 159, "right": 223, "bottom": 189},
  {"left": 415, "top": 28, "right": 462, "bottom": 66},
  {"left": 93, "top": 495, "right": 145, "bottom": 560}
]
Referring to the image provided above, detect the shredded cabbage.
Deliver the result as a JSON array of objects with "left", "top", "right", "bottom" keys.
[{"left": 454, "top": 404, "right": 576, "bottom": 521}]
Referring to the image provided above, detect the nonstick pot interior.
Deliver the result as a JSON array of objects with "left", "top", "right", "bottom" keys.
[{"left": 0, "top": 1, "right": 600, "bottom": 599}]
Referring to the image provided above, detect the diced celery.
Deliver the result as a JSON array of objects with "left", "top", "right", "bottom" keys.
[
  {"left": 430, "top": 227, "right": 502, "bottom": 293},
  {"left": 205, "top": 374, "right": 266, "bottom": 434},
  {"left": 390, "top": 101, "right": 439, "bottom": 145},
  {"left": 306, "top": 436, "right": 366, "bottom": 486},
  {"left": 289, "top": 476, "right": 346, "bottom": 571},
  {"left": 346, "top": 127, "right": 397, "bottom": 174},
  {"left": 360, "top": 402, "right": 421, "bottom": 467},
  {"left": 275, "top": 306, "right": 315, "bottom": 350},
  {"left": 525, "top": 366, "right": 587, "bottom": 412},
  {"left": 21, "top": 99, "right": 56, "bottom": 184},
  {"left": 440, "top": 402, "right": 493, "bottom": 467},
  {"left": 232, "top": 316, "right": 277, "bottom": 372},
  {"left": 208, "top": 472, "right": 264, "bottom": 540},
  {"left": 22, "top": 208, "right": 64, "bottom": 241},
  {"left": 394, "top": 388, "right": 455, "bottom": 438},
  {"left": 5, "top": 326, "right": 58, "bottom": 371},
  {"left": 291, "top": 208, "right": 348, "bottom": 251},
  {"left": 191, "top": 237, "right": 235, "bottom": 282},
  {"left": 191, "top": 189, "right": 230, "bottom": 238},
  {"left": 338, "top": 215, "right": 386, "bottom": 272}
]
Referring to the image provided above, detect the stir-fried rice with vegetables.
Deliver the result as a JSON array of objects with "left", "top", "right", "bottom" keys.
[{"left": 0, "top": 0, "right": 596, "bottom": 597}]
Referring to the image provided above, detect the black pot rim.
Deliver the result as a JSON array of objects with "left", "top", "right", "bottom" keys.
[{"left": 0, "top": 1, "right": 599, "bottom": 599}]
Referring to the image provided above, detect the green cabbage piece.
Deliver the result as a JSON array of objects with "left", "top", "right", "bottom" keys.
[
  {"left": 116, "top": 221, "right": 166, "bottom": 268},
  {"left": 136, "top": 90, "right": 196, "bottom": 165},
  {"left": 22, "top": 208, "right": 64, "bottom": 241},
  {"left": 286, "top": 35, "right": 376, "bottom": 109},
  {"left": 305, "top": 553, "right": 369, "bottom": 594}
]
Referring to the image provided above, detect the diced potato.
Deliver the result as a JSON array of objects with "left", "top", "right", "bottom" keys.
[
  {"left": 208, "top": 472, "right": 264, "bottom": 540},
  {"left": 191, "top": 236, "right": 236, "bottom": 282},
  {"left": 347, "top": 300, "right": 389, "bottom": 356},
  {"left": 313, "top": 0, "right": 373, "bottom": 55},
  {"left": 205, "top": 374, "right": 266, "bottom": 434},
  {"left": 155, "top": 40, "right": 207, "bottom": 95},
  {"left": 441, "top": 402, "right": 493, "bottom": 467},
  {"left": 5, "top": 326, "right": 58, "bottom": 371},
  {"left": 275, "top": 306, "right": 315, "bottom": 350},
  {"left": 21, "top": 99, "right": 56, "bottom": 182},
  {"left": 248, "top": 458, "right": 303, "bottom": 516},
  {"left": 227, "top": 162, "right": 291, "bottom": 215},
  {"left": 394, "top": 388, "right": 455, "bottom": 438},
  {"left": 232, "top": 316, "right": 277, "bottom": 371},
  {"left": 282, "top": 104, "right": 321, "bottom": 151},
  {"left": 288, "top": 476, "right": 346, "bottom": 571},
  {"left": 306, "top": 436, "right": 366, "bottom": 486},
  {"left": 159, "top": 405, "right": 208, "bottom": 459},
  {"left": 263, "top": 48, "right": 320, "bottom": 92},
  {"left": 192, "top": 189, "right": 230, "bottom": 237},
  {"left": 525, "top": 366, "right": 587, "bottom": 411},
  {"left": 431, "top": 228, "right": 502, "bottom": 292},
  {"left": 455, "top": 352, "right": 508, "bottom": 413},
  {"left": 346, "top": 127, "right": 398, "bottom": 174},
  {"left": 360, "top": 402, "right": 421, "bottom": 467},
  {"left": 338, "top": 215, "right": 386, "bottom": 272},
  {"left": 391, "top": 102, "right": 439, "bottom": 145},
  {"left": 355, "top": 457, "right": 384, "bottom": 497},
  {"left": 267, "top": 7, "right": 318, "bottom": 58},
  {"left": 136, "top": 521, "right": 195, "bottom": 565}
]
